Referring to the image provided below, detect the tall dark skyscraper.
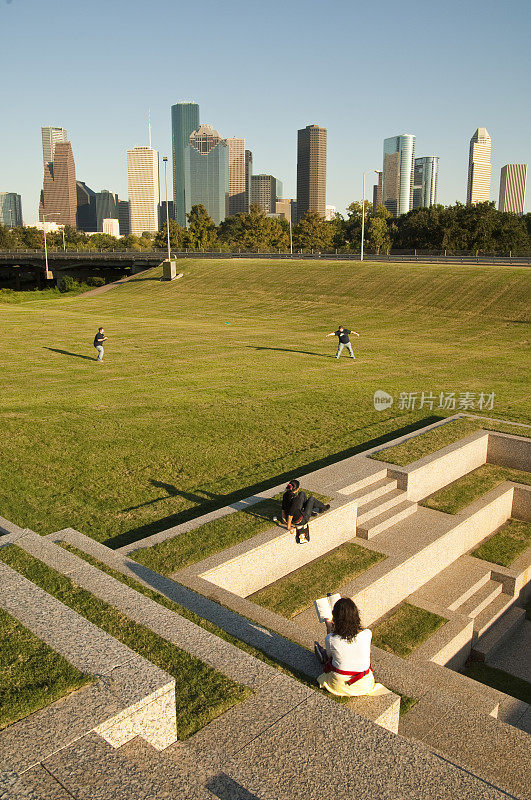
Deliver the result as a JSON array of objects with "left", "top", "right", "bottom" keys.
[
  {"left": 39, "top": 141, "right": 77, "bottom": 227},
  {"left": 184, "top": 124, "right": 228, "bottom": 226},
  {"left": 118, "top": 200, "right": 130, "bottom": 236},
  {"left": 245, "top": 150, "right": 253, "bottom": 213},
  {"left": 96, "top": 190, "right": 119, "bottom": 232},
  {"left": 171, "top": 102, "right": 200, "bottom": 226},
  {"left": 76, "top": 181, "right": 97, "bottom": 232},
  {"left": 296, "top": 124, "right": 327, "bottom": 222}
]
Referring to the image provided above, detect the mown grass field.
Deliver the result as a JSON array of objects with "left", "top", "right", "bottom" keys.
[{"left": 0, "top": 258, "right": 528, "bottom": 546}]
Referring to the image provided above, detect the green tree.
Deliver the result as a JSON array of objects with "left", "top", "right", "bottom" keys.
[
  {"left": 154, "top": 219, "right": 187, "bottom": 250},
  {"left": 293, "top": 212, "right": 335, "bottom": 251},
  {"left": 367, "top": 205, "right": 392, "bottom": 253},
  {"left": 186, "top": 205, "right": 218, "bottom": 250},
  {"left": 218, "top": 204, "right": 289, "bottom": 251}
]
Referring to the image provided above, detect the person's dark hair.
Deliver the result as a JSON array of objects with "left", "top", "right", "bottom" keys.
[
  {"left": 338, "top": 325, "right": 343, "bottom": 330},
  {"left": 332, "top": 598, "right": 363, "bottom": 642},
  {"left": 98, "top": 327, "right": 104, "bottom": 332},
  {"left": 286, "top": 479, "right": 300, "bottom": 492}
]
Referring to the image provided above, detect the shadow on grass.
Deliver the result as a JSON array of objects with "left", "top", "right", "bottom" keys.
[
  {"left": 122, "top": 481, "right": 218, "bottom": 512},
  {"left": 248, "top": 345, "right": 331, "bottom": 358},
  {"left": 104, "top": 415, "right": 443, "bottom": 550},
  {"left": 44, "top": 347, "right": 96, "bottom": 361}
]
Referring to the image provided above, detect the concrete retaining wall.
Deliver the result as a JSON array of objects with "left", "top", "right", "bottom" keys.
[
  {"left": 487, "top": 432, "right": 531, "bottom": 472},
  {"left": 388, "top": 431, "right": 490, "bottom": 503},
  {"left": 201, "top": 502, "right": 357, "bottom": 597}
]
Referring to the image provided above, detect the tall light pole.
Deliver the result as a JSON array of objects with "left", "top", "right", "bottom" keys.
[
  {"left": 162, "top": 157, "right": 171, "bottom": 263},
  {"left": 360, "top": 169, "right": 378, "bottom": 262},
  {"left": 41, "top": 213, "right": 54, "bottom": 280}
]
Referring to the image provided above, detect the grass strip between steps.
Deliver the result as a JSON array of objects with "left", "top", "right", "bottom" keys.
[
  {"left": 0, "top": 606, "right": 93, "bottom": 731},
  {"left": 371, "top": 418, "right": 530, "bottom": 467},
  {"left": 462, "top": 662, "right": 531, "bottom": 706},
  {"left": 57, "top": 544, "right": 414, "bottom": 715},
  {"left": 130, "top": 490, "right": 329, "bottom": 576},
  {"left": 422, "top": 464, "right": 531, "bottom": 515},
  {"left": 472, "top": 518, "right": 531, "bottom": 567},
  {"left": 372, "top": 603, "right": 447, "bottom": 659},
  {"left": 249, "top": 543, "right": 385, "bottom": 618},
  {"left": 0, "top": 544, "right": 250, "bottom": 740}
]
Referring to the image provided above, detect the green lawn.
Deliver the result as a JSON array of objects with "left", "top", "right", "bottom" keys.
[
  {"left": 0, "top": 258, "right": 528, "bottom": 548},
  {"left": 0, "top": 545, "right": 250, "bottom": 739},
  {"left": 131, "top": 490, "right": 328, "bottom": 574},
  {"left": 472, "top": 518, "right": 531, "bottom": 566},
  {"left": 371, "top": 417, "right": 530, "bottom": 467},
  {"left": 422, "top": 464, "right": 531, "bottom": 515},
  {"left": 372, "top": 603, "right": 447, "bottom": 658},
  {"left": 249, "top": 543, "right": 385, "bottom": 618},
  {"left": 0, "top": 606, "right": 92, "bottom": 731}
]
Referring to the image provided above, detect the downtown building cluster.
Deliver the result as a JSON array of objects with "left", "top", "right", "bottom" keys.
[{"left": 0, "top": 117, "right": 528, "bottom": 232}]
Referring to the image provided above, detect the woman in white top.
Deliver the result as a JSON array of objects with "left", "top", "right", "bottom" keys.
[{"left": 316, "top": 597, "right": 379, "bottom": 697}]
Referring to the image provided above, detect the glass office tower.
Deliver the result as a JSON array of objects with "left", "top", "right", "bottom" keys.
[
  {"left": 412, "top": 156, "right": 439, "bottom": 209},
  {"left": 0, "top": 193, "right": 23, "bottom": 226},
  {"left": 171, "top": 102, "right": 200, "bottom": 226},
  {"left": 382, "top": 134, "right": 415, "bottom": 216},
  {"left": 184, "top": 124, "right": 228, "bottom": 226}
]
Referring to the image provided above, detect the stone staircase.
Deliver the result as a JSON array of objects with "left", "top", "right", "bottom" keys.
[
  {"left": 338, "top": 471, "right": 418, "bottom": 539},
  {"left": 411, "top": 555, "right": 526, "bottom": 661}
]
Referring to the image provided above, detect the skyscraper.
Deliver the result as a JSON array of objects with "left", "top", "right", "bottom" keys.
[
  {"left": 39, "top": 141, "right": 77, "bottom": 226},
  {"left": 118, "top": 200, "right": 130, "bottom": 236},
  {"left": 296, "top": 124, "right": 327, "bottom": 222},
  {"left": 184, "top": 124, "right": 228, "bottom": 226},
  {"left": 171, "top": 102, "right": 200, "bottom": 226},
  {"left": 41, "top": 126, "right": 68, "bottom": 166},
  {"left": 372, "top": 171, "right": 382, "bottom": 213},
  {"left": 76, "top": 181, "right": 97, "bottom": 232},
  {"left": 245, "top": 150, "right": 253, "bottom": 213},
  {"left": 466, "top": 128, "right": 491, "bottom": 205},
  {"left": 382, "top": 134, "right": 415, "bottom": 217},
  {"left": 0, "top": 193, "right": 23, "bottom": 227},
  {"left": 227, "top": 138, "right": 246, "bottom": 215},
  {"left": 412, "top": 157, "right": 439, "bottom": 209},
  {"left": 127, "top": 146, "right": 159, "bottom": 236},
  {"left": 95, "top": 190, "right": 119, "bottom": 232},
  {"left": 251, "top": 175, "right": 283, "bottom": 214},
  {"left": 498, "top": 164, "right": 527, "bottom": 214}
]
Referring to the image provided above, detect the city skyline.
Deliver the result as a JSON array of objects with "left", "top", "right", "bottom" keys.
[{"left": 1, "top": 0, "right": 530, "bottom": 221}]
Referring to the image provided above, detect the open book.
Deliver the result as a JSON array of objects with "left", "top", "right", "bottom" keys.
[{"left": 314, "top": 593, "right": 341, "bottom": 623}]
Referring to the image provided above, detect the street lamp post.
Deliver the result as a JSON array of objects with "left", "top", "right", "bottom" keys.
[
  {"left": 41, "top": 212, "right": 60, "bottom": 279},
  {"left": 360, "top": 170, "right": 378, "bottom": 262},
  {"left": 162, "top": 157, "right": 171, "bottom": 263}
]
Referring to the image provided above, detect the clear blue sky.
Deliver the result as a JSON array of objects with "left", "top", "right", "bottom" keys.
[{"left": 1, "top": 0, "right": 530, "bottom": 223}]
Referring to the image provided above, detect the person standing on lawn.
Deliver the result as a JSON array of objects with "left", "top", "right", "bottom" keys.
[
  {"left": 326, "top": 325, "right": 359, "bottom": 359},
  {"left": 93, "top": 327, "right": 107, "bottom": 362}
]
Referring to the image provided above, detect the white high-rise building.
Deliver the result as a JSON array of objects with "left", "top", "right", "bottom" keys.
[
  {"left": 102, "top": 218, "right": 120, "bottom": 237},
  {"left": 466, "top": 128, "right": 491, "bottom": 205},
  {"left": 498, "top": 164, "right": 527, "bottom": 215},
  {"left": 226, "top": 138, "right": 246, "bottom": 215},
  {"left": 382, "top": 134, "right": 415, "bottom": 217},
  {"left": 127, "top": 146, "right": 159, "bottom": 236},
  {"left": 41, "top": 126, "right": 68, "bottom": 166}
]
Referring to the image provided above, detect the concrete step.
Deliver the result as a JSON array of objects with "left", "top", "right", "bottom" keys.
[
  {"left": 472, "top": 605, "right": 526, "bottom": 661},
  {"left": 473, "top": 593, "right": 517, "bottom": 640},
  {"left": 410, "top": 555, "right": 492, "bottom": 612},
  {"left": 337, "top": 466, "right": 389, "bottom": 496},
  {"left": 357, "top": 488, "right": 407, "bottom": 525},
  {"left": 357, "top": 500, "right": 418, "bottom": 539},
  {"left": 344, "top": 477, "right": 398, "bottom": 506},
  {"left": 42, "top": 732, "right": 215, "bottom": 799},
  {"left": 457, "top": 579, "right": 503, "bottom": 619}
]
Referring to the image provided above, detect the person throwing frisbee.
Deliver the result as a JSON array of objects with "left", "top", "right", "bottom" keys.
[{"left": 326, "top": 325, "right": 359, "bottom": 359}]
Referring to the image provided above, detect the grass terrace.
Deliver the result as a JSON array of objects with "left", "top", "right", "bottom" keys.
[
  {"left": 0, "top": 258, "right": 529, "bottom": 548},
  {"left": 371, "top": 418, "right": 530, "bottom": 467},
  {"left": 372, "top": 603, "right": 447, "bottom": 658},
  {"left": 0, "top": 606, "right": 92, "bottom": 731},
  {"left": 0, "top": 545, "right": 250, "bottom": 739},
  {"left": 422, "top": 464, "right": 531, "bottom": 515},
  {"left": 472, "top": 519, "right": 531, "bottom": 567},
  {"left": 130, "top": 490, "right": 329, "bottom": 574},
  {"left": 249, "top": 543, "right": 385, "bottom": 618}
]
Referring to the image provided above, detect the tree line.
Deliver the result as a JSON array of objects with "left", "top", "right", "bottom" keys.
[{"left": 1, "top": 201, "right": 530, "bottom": 255}]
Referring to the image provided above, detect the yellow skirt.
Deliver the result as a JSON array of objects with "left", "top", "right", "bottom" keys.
[{"left": 317, "top": 670, "right": 388, "bottom": 697}]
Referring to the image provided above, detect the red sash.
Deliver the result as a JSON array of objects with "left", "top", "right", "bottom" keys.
[{"left": 324, "top": 660, "right": 373, "bottom": 685}]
